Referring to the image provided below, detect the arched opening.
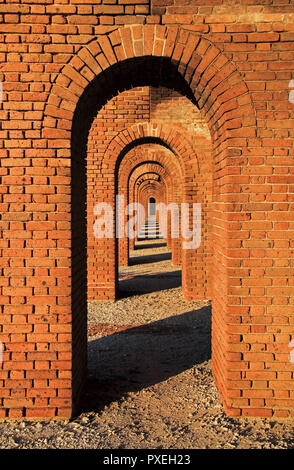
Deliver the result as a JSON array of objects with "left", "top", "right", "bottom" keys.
[
  {"left": 1, "top": 3, "right": 294, "bottom": 429},
  {"left": 42, "top": 25, "right": 257, "bottom": 418},
  {"left": 148, "top": 197, "right": 156, "bottom": 217},
  {"left": 115, "top": 137, "right": 186, "bottom": 300},
  {"left": 81, "top": 69, "right": 212, "bottom": 415},
  {"left": 82, "top": 79, "right": 213, "bottom": 418}
]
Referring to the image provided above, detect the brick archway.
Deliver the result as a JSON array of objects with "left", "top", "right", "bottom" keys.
[
  {"left": 118, "top": 146, "right": 183, "bottom": 266},
  {"left": 103, "top": 122, "right": 199, "bottom": 175},
  {"left": 138, "top": 182, "right": 166, "bottom": 230},
  {"left": 60, "top": 24, "right": 256, "bottom": 418},
  {"left": 106, "top": 124, "right": 213, "bottom": 297},
  {"left": 1, "top": 24, "right": 264, "bottom": 420},
  {"left": 87, "top": 125, "right": 192, "bottom": 301},
  {"left": 106, "top": 123, "right": 207, "bottom": 293},
  {"left": 124, "top": 164, "right": 171, "bottom": 263},
  {"left": 44, "top": 25, "right": 256, "bottom": 141},
  {"left": 45, "top": 25, "right": 256, "bottom": 418}
]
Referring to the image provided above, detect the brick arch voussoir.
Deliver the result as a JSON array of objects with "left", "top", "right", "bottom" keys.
[
  {"left": 175, "top": 34, "right": 256, "bottom": 138},
  {"left": 135, "top": 173, "right": 161, "bottom": 184},
  {"left": 105, "top": 122, "right": 199, "bottom": 175},
  {"left": 138, "top": 178, "right": 163, "bottom": 192},
  {"left": 125, "top": 160, "right": 171, "bottom": 192},
  {"left": 43, "top": 25, "right": 256, "bottom": 148},
  {"left": 132, "top": 173, "right": 169, "bottom": 206},
  {"left": 138, "top": 181, "right": 164, "bottom": 203},
  {"left": 132, "top": 170, "right": 168, "bottom": 190},
  {"left": 129, "top": 166, "right": 173, "bottom": 210},
  {"left": 123, "top": 149, "right": 182, "bottom": 180},
  {"left": 118, "top": 148, "right": 182, "bottom": 206}
]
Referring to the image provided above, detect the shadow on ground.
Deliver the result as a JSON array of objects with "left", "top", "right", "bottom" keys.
[
  {"left": 118, "top": 270, "right": 181, "bottom": 297},
  {"left": 129, "top": 251, "right": 172, "bottom": 265},
  {"left": 134, "top": 242, "right": 166, "bottom": 250},
  {"left": 79, "top": 306, "right": 211, "bottom": 414}
]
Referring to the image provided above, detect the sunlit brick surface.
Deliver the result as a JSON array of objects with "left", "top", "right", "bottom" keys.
[{"left": 0, "top": 0, "right": 294, "bottom": 419}]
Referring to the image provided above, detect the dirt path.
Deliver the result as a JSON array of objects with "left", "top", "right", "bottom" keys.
[{"left": 0, "top": 239, "right": 294, "bottom": 449}]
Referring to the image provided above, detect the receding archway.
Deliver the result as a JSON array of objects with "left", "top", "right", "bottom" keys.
[
  {"left": 41, "top": 25, "right": 257, "bottom": 419},
  {"left": 148, "top": 197, "right": 156, "bottom": 217},
  {"left": 118, "top": 145, "right": 183, "bottom": 267}
]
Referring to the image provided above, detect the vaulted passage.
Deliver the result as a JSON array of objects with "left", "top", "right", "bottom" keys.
[
  {"left": 84, "top": 77, "right": 214, "bottom": 416},
  {"left": 1, "top": 16, "right": 294, "bottom": 421},
  {"left": 67, "top": 30, "right": 255, "bottom": 419}
]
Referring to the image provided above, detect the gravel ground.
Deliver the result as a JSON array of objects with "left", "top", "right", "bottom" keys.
[{"left": 0, "top": 239, "right": 294, "bottom": 449}]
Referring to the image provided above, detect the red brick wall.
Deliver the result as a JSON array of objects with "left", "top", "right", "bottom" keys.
[
  {"left": 122, "top": 147, "right": 182, "bottom": 263},
  {"left": 120, "top": 157, "right": 171, "bottom": 264},
  {"left": 87, "top": 85, "right": 211, "bottom": 298},
  {"left": 0, "top": 1, "right": 294, "bottom": 419},
  {"left": 87, "top": 87, "right": 150, "bottom": 301}
]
